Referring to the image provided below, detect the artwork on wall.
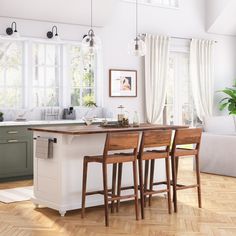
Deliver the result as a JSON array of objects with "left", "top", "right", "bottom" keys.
[{"left": 109, "top": 69, "right": 137, "bottom": 97}]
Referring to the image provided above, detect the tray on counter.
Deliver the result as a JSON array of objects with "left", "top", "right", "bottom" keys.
[{"left": 99, "top": 123, "right": 131, "bottom": 128}]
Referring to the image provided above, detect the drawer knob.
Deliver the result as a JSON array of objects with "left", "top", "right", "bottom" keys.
[{"left": 7, "top": 131, "right": 19, "bottom": 134}]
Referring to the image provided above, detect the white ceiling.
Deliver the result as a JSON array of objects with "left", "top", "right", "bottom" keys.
[
  {"left": 0, "top": 0, "right": 117, "bottom": 27},
  {"left": 207, "top": 0, "right": 236, "bottom": 36}
]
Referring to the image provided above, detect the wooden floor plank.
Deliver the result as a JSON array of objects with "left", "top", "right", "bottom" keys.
[{"left": 0, "top": 158, "right": 235, "bottom": 236}]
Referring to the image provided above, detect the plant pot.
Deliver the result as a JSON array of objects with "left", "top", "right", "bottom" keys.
[{"left": 0, "top": 116, "right": 4, "bottom": 122}]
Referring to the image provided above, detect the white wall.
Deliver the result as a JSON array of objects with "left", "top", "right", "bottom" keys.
[
  {"left": 101, "top": 0, "right": 236, "bottom": 118},
  {"left": 0, "top": 0, "right": 236, "bottom": 120}
]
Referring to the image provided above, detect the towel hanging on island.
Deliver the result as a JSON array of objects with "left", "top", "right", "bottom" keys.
[{"left": 35, "top": 137, "right": 53, "bottom": 159}]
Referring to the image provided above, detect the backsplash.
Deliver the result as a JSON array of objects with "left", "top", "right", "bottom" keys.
[{"left": 0, "top": 107, "right": 113, "bottom": 122}]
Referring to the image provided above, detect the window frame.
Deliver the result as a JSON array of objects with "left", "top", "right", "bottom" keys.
[
  {"left": 123, "top": 0, "right": 179, "bottom": 9},
  {"left": 0, "top": 37, "right": 98, "bottom": 110},
  {"left": 30, "top": 41, "right": 62, "bottom": 108},
  {"left": 0, "top": 38, "right": 25, "bottom": 109},
  {"left": 163, "top": 38, "right": 198, "bottom": 127}
]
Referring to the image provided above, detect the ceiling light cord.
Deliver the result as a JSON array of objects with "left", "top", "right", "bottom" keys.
[
  {"left": 91, "top": 0, "right": 93, "bottom": 29},
  {"left": 136, "top": 0, "right": 138, "bottom": 38}
]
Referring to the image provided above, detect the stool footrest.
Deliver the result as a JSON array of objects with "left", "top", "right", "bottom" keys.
[
  {"left": 85, "top": 189, "right": 112, "bottom": 196},
  {"left": 152, "top": 181, "right": 168, "bottom": 186},
  {"left": 109, "top": 194, "right": 137, "bottom": 201},
  {"left": 176, "top": 184, "right": 199, "bottom": 190},
  {"left": 143, "top": 189, "right": 169, "bottom": 196}
]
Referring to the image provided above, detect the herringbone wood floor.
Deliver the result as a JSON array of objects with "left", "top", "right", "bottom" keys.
[{"left": 0, "top": 158, "right": 235, "bottom": 236}]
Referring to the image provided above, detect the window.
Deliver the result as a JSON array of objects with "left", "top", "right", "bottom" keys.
[
  {"left": 163, "top": 52, "right": 199, "bottom": 126},
  {"left": 32, "top": 43, "right": 61, "bottom": 107},
  {"left": 68, "top": 45, "right": 96, "bottom": 107},
  {"left": 0, "top": 40, "right": 24, "bottom": 108},
  {"left": 0, "top": 38, "right": 98, "bottom": 109},
  {"left": 123, "top": 0, "right": 179, "bottom": 8}
]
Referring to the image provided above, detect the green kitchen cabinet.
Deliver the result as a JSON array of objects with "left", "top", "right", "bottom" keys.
[{"left": 0, "top": 126, "right": 33, "bottom": 181}]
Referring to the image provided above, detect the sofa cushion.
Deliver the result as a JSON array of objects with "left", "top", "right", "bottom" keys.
[{"left": 203, "top": 116, "right": 236, "bottom": 133}]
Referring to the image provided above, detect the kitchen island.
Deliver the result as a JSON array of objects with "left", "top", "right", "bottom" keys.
[{"left": 29, "top": 123, "right": 187, "bottom": 216}]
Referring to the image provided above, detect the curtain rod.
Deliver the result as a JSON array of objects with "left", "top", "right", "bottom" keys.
[
  {"left": 172, "top": 36, "right": 218, "bottom": 43},
  {"left": 141, "top": 34, "right": 218, "bottom": 43}
]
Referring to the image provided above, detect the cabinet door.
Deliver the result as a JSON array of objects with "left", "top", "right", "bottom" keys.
[{"left": 0, "top": 138, "right": 33, "bottom": 178}]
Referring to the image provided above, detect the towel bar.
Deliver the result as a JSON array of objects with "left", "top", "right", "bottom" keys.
[{"left": 33, "top": 136, "right": 57, "bottom": 143}]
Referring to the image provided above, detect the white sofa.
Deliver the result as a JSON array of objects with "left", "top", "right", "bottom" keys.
[{"left": 199, "top": 116, "right": 236, "bottom": 177}]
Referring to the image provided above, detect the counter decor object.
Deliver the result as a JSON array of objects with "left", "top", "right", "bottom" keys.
[
  {"left": 100, "top": 121, "right": 131, "bottom": 128},
  {"left": 117, "top": 105, "right": 125, "bottom": 122},
  {"left": 0, "top": 112, "right": 3, "bottom": 122},
  {"left": 62, "top": 107, "right": 76, "bottom": 120},
  {"left": 83, "top": 117, "right": 94, "bottom": 126},
  {"left": 109, "top": 69, "right": 137, "bottom": 97},
  {"left": 41, "top": 108, "right": 60, "bottom": 120},
  {"left": 133, "top": 111, "right": 140, "bottom": 127}
]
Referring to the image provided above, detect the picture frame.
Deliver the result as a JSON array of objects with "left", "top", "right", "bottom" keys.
[{"left": 109, "top": 69, "right": 137, "bottom": 97}]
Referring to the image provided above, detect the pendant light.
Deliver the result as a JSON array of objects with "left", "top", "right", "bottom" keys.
[
  {"left": 128, "top": 0, "right": 146, "bottom": 57},
  {"left": 82, "top": 0, "right": 101, "bottom": 55}
]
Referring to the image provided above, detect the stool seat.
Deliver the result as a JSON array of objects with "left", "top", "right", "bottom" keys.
[
  {"left": 172, "top": 148, "right": 198, "bottom": 157},
  {"left": 85, "top": 153, "right": 136, "bottom": 164},
  {"left": 140, "top": 150, "right": 169, "bottom": 160}
]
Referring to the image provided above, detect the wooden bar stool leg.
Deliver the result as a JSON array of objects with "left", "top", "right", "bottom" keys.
[
  {"left": 195, "top": 154, "right": 202, "bottom": 208},
  {"left": 81, "top": 159, "right": 88, "bottom": 218},
  {"left": 132, "top": 160, "right": 139, "bottom": 220},
  {"left": 144, "top": 160, "right": 149, "bottom": 207},
  {"left": 165, "top": 157, "right": 172, "bottom": 214},
  {"left": 149, "top": 159, "right": 155, "bottom": 206},
  {"left": 116, "top": 163, "right": 123, "bottom": 212},
  {"left": 175, "top": 156, "right": 179, "bottom": 178},
  {"left": 111, "top": 163, "right": 117, "bottom": 213},
  {"left": 138, "top": 158, "right": 145, "bottom": 219},
  {"left": 102, "top": 162, "right": 109, "bottom": 227},
  {"left": 171, "top": 155, "right": 178, "bottom": 213}
]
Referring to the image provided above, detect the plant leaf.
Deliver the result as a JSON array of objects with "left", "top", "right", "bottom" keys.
[{"left": 219, "top": 103, "right": 228, "bottom": 111}]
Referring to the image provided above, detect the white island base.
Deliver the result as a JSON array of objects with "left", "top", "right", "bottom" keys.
[{"left": 32, "top": 131, "right": 166, "bottom": 216}]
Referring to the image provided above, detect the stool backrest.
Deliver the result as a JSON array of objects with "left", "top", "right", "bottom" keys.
[
  {"left": 140, "top": 130, "right": 172, "bottom": 152},
  {"left": 103, "top": 132, "right": 140, "bottom": 157},
  {"left": 173, "top": 128, "right": 202, "bottom": 146}
]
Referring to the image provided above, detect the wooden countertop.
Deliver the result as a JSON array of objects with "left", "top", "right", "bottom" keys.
[{"left": 28, "top": 123, "right": 188, "bottom": 135}]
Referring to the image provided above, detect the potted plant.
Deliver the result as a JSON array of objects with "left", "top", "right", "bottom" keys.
[
  {"left": 0, "top": 112, "right": 4, "bottom": 122},
  {"left": 218, "top": 81, "right": 236, "bottom": 115}
]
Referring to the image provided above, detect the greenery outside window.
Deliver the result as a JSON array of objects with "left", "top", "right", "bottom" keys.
[
  {"left": 0, "top": 40, "right": 24, "bottom": 108},
  {"left": 69, "top": 45, "right": 96, "bottom": 107}
]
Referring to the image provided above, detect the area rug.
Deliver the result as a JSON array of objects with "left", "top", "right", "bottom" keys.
[{"left": 0, "top": 186, "right": 33, "bottom": 203}]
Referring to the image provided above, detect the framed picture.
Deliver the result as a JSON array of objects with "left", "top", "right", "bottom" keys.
[{"left": 109, "top": 69, "right": 137, "bottom": 97}]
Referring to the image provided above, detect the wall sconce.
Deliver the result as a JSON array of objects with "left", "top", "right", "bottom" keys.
[
  {"left": 6, "top": 22, "right": 20, "bottom": 37},
  {"left": 47, "top": 26, "right": 60, "bottom": 41}
]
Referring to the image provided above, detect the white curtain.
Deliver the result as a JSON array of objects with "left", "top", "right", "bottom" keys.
[
  {"left": 145, "top": 35, "right": 170, "bottom": 124},
  {"left": 190, "top": 39, "right": 215, "bottom": 121}
]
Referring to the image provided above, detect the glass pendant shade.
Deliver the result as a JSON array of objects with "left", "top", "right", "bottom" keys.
[
  {"left": 128, "top": 37, "right": 146, "bottom": 57},
  {"left": 82, "top": 30, "right": 101, "bottom": 55}
]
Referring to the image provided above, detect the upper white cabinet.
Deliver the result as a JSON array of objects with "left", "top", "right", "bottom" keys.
[
  {"left": 206, "top": 0, "right": 236, "bottom": 36},
  {"left": 0, "top": 0, "right": 117, "bottom": 27}
]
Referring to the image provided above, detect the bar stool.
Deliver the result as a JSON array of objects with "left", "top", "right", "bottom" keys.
[
  {"left": 171, "top": 128, "right": 202, "bottom": 213},
  {"left": 138, "top": 130, "right": 172, "bottom": 219},
  {"left": 81, "top": 132, "right": 140, "bottom": 227}
]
